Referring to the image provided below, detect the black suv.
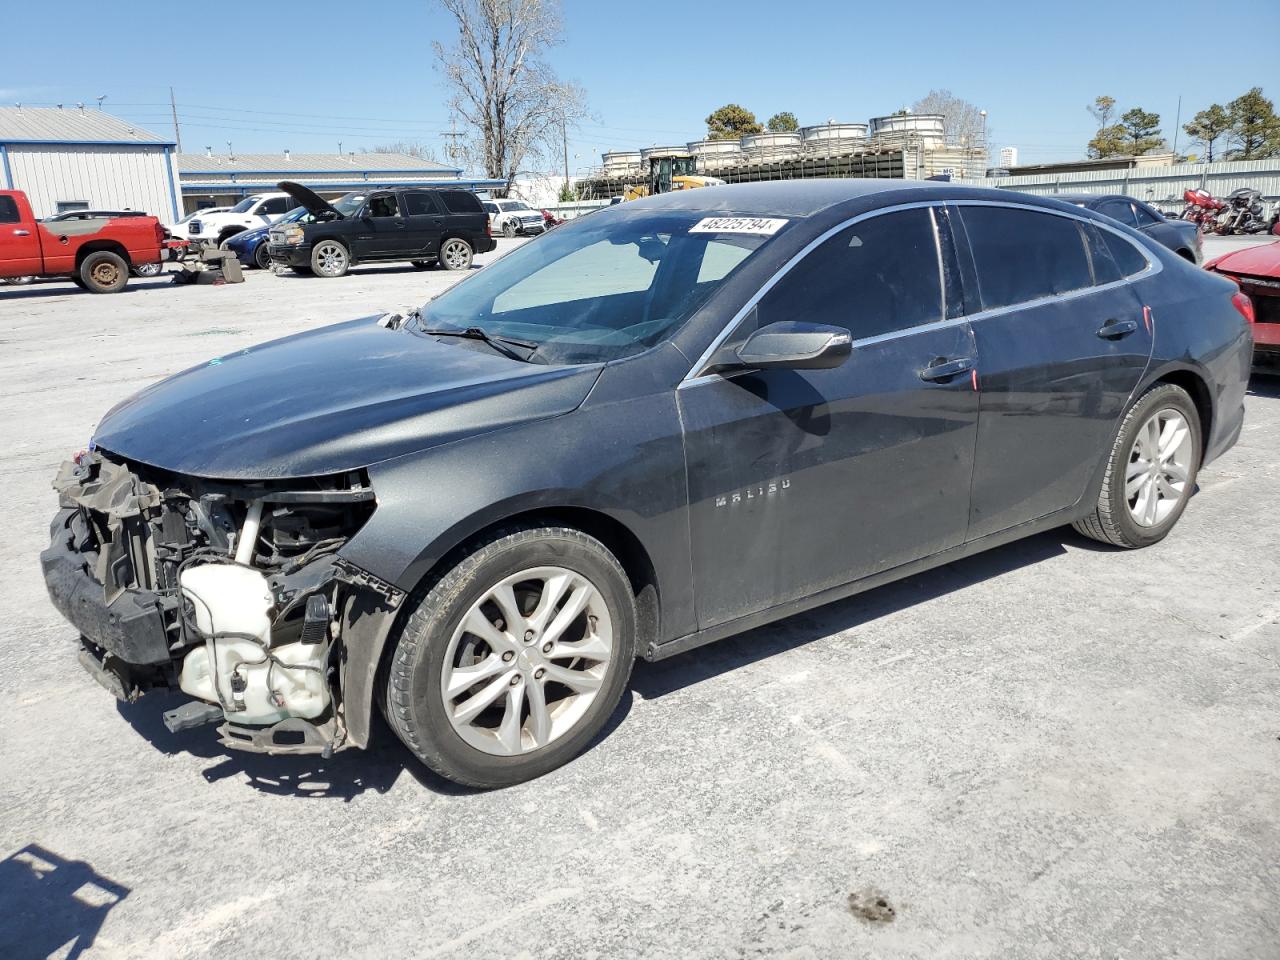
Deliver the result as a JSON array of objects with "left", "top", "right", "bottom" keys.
[{"left": 268, "top": 181, "right": 496, "bottom": 277}]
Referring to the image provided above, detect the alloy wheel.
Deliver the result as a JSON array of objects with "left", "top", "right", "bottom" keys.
[
  {"left": 441, "top": 239, "right": 471, "bottom": 270},
  {"left": 440, "top": 566, "right": 614, "bottom": 756},
  {"left": 1126, "top": 408, "right": 1193, "bottom": 527},
  {"left": 315, "top": 242, "right": 347, "bottom": 276}
]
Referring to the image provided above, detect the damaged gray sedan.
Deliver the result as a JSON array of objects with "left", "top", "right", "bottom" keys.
[{"left": 42, "top": 180, "right": 1251, "bottom": 787}]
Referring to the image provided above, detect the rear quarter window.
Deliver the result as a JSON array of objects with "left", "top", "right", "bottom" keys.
[
  {"left": 1100, "top": 230, "right": 1150, "bottom": 277},
  {"left": 960, "top": 206, "right": 1093, "bottom": 310},
  {"left": 440, "top": 190, "right": 482, "bottom": 214},
  {"left": 0, "top": 196, "right": 19, "bottom": 224}
]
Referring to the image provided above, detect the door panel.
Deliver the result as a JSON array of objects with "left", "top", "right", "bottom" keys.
[
  {"left": 679, "top": 323, "right": 979, "bottom": 627},
  {"left": 352, "top": 195, "right": 408, "bottom": 258},
  {"left": 402, "top": 191, "right": 444, "bottom": 258},
  {"left": 957, "top": 205, "right": 1153, "bottom": 539},
  {"left": 0, "top": 196, "right": 41, "bottom": 275}
]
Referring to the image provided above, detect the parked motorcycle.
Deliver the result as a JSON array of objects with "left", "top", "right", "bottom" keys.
[
  {"left": 1179, "top": 188, "right": 1225, "bottom": 232},
  {"left": 1217, "top": 187, "right": 1270, "bottom": 234}
]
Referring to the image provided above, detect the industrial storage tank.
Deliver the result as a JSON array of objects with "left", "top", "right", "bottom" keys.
[
  {"left": 740, "top": 131, "right": 802, "bottom": 162},
  {"left": 686, "top": 138, "right": 743, "bottom": 171},
  {"left": 800, "top": 123, "right": 869, "bottom": 157},
  {"left": 601, "top": 151, "right": 641, "bottom": 176},
  {"left": 869, "top": 113, "right": 945, "bottom": 144},
  {"left": 639, "top": 145, "right": 689, "bottom": 165}
]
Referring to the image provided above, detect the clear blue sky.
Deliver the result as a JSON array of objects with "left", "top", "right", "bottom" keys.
[{"left": 4, "top": 0, "right": 1277, "bottom": 171}]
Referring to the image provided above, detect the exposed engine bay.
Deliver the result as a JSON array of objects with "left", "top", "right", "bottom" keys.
[{"left": 42, "top": 449, "right": 402, "bottom": 756}]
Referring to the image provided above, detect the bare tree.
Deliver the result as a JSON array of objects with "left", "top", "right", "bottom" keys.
[
  {"left": 433, "top": 0, "right": 588, "bottom": 190},
  {"left": 366, "top": 140, "right": 443, "bottom": 162},
  {"left": 912, "top": 89, "right": 987, "bottom": 147}
]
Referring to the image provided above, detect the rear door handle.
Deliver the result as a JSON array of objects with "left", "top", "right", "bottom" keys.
[
  {"left": 1097, "top": 318, "right": 1139, "bottom": 339},
  {"left": 919, "top": 357, "right": 974, "bottom": 382}
]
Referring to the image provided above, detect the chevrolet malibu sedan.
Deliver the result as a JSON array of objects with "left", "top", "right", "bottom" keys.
[{"left": 42, "top": 181, "right": 1252, "bottom": 788}]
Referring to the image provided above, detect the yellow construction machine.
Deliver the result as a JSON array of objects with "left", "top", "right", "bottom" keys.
[{"left": 622, "top": 152, "right": 724, "bottom": 201}]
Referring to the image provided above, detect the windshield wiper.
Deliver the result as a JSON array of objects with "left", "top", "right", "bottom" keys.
[{"left": 418, "top": 325, "right": 539, "bottom": 362}]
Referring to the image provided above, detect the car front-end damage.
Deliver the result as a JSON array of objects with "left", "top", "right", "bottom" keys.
[{"left": 41, "top": 448, "right": 403, "bottom": 756}]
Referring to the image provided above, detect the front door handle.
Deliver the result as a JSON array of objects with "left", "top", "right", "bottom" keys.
[
  {"left": 919, "top": 356, "right": 974, "bottom": 383},
  {"left": 13, "top": 228, "right": 30, "bottom": 236},
  {"left": 1097, "top": 318, "right": 1139, "bottom": 339}
]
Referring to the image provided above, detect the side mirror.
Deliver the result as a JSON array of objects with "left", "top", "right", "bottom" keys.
[{"left": 729, "top": 321, "right": 852, "bottom": 371}]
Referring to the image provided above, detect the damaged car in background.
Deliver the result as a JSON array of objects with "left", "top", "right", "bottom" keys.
[{"left": 43, "top": 180, "right": 1252, "bottom": 788}]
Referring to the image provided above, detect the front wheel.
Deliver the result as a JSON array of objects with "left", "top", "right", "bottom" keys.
[
  {"left": 310, "top": 240, "right": 349, "bottom": 278},
  {"left": 254, "top": 243, "right": 272, "bottom": 270},
  {"left": 502, "top": 220, "right": 517, "bottom": 238},
  {"left": 79, "top": 251, "right": 129, "bottom": 293},
  {"left": 383, "top": 526, "right": 637, "bottom": 788},
  {"left": 438, "top": 237, "right": 473, "bottom": 271},
  {"left": 1073, "top": 383, "right": 1201, "bottom": 548}
]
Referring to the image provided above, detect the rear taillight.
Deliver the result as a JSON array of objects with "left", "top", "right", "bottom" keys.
[
  {"left": 1232, "top": 291, "right": 1255, "bottom": 324},
  {"left": 155, "top": 222, "right": 165, "bottom": 244},
  {"left": 485, "top": 216, "right": 492, "bottom": 238}
]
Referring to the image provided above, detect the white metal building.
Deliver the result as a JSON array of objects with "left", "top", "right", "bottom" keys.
[{"left": 0, "top": 107, "right": 180, "bottom": 221}]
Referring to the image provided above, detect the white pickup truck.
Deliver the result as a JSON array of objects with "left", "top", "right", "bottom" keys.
[{"left": 184, "top": 193, "right": 296, "bottom": 244}]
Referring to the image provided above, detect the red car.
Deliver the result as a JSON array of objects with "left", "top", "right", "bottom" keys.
[{"left": 1206, "top": 241, "right": 1279, "bottom": 368}]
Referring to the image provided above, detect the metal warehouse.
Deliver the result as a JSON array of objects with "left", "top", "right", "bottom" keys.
[
  {"left": 0, "top": 106, "right": 180, "bottom": 221},
  {"left": 176, "top": 152, "right": 506, "bottom": 215}
]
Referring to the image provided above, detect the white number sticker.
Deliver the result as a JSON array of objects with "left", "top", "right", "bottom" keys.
[{"left": 689, "top": 217, "right": 788, "bottom": 236}]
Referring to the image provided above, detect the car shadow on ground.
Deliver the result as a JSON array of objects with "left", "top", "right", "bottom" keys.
[
  {"left": 632, "top": 528, "right": 1077, "bottom": 700},
  {"left": 115, "top": 529, "right": 1076, "bottom": 799},
  {"left": 0, "top": 278, "right": 174, "bottom": 300},
  {"left": 116, "top": 685, "right": 637, "bottom": 801},
  {"left": 1248, "top": 371, "right": 1280, "bottom": 397},
  {"left": 0, "top": 843, "right": 129, "bottom": 959}
]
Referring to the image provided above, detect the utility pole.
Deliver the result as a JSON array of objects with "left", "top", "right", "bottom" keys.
[
  {"left": 561, "top": 113, "right": 571, "bottom": 199},
  {"left": 169, "top": 87, "right": 182, "bottom": 152},
  {"left": 441, "top": 115, "right": 465, "bottom": 169},
  {"left": 1171, "top": 95, "right": 1182, "bottom": 157}
]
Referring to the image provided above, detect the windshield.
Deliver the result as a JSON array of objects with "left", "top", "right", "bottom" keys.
[
  {"left": 332, "top": 193, "right": 368, "bottom": 216},
  {"left": 412, "top": 209, "right": 778, "bottom": 364},
  {"left": 279, "top": 205, "right": 313, "bottom": 224},
  {"left": 229, "top": 197, "right": 260, "bottom": 213},
  {"left": 507, "top": 201, "right": 532, "bottom": 212}
]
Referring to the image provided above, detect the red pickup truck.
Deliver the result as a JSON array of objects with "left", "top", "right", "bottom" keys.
[{"left": 0, "top": 190, "right": 165, "bottom": 293}]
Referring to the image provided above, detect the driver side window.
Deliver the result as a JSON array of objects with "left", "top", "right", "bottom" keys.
[
  {"left": 367, "top": 195, "right": 399, "bottom": 218},
  {"left": 746, "top": 207, "right": 944, "bottom": 343}
]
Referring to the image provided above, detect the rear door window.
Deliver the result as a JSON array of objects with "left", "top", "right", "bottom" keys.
[
  {"left": 403, "top": 192, "right": 442, "bottom": 216},
  {"left": 753, "top": 206, "right": 944, "bottom": 341},
  {"left": 439, "top": 190, "right": 482, "bottom": 214},
  {"left": 1132, "top": 203, "right": 1161, "bottom": 227},
  {"left": 959, "top": 206, "right": 1093, "bottom": 310},
  {"left": 0, "top": 196, "right": 19, "bottom": 224},
  {"left": 1096, "top": 199, "right": 1138, "bottom": 227}
]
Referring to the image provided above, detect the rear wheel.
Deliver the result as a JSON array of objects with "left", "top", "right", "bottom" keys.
[
  {"left": 310, "top": 240, "right": 349, "bottom": 278},
  {"left": 254, "top": 243, "right": 272, "bottom": 270},
  {"left": 132, "top": 261, "right": 163, "bottom": 278},
  {"left": 438, "top": 237, "right": 474, "bottom": 271},
  {"left": 383, "top": 526, "right": 637, "bottom": 788},
  {"left": 79, "top": 251, "right": 129, "bottom": 293},
  {"left": 1073, "top": 383, "right": 1201, "bottom": 548}
]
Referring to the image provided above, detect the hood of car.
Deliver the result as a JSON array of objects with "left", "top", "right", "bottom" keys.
[
  {"left": 226, "top": 225, "right": 269, "bottom": 247},
  {"left": 91, "top": 316, "right": 601, "bottom": 480},
  {"left": 277, "top": 180, "right": 343, "bottom": 220},
  {"left": 1206, "top": 240, "right": 1280, "bottom": 278}
]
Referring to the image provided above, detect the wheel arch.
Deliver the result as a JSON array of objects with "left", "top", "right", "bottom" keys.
[
  {"left": 74, "top": 239, "right": 131, "bottom": 269},
  {"left": 342, "top": 500, "right": 661, "bottom": 750},
  {"left": 1146, "top": 365, "right": 1213, "bottom": 458}
]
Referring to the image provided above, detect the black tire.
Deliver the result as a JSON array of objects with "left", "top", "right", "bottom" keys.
[
  {"left": 132, "top": 261, "right": 163, "bottom": 278},
  {"left": 254, "top": 243, "right": 272, "bottom": 270},
  {"left": 1073, "top": 383, "right": 1202, "bottom": 548},
  {"left": 383, "top": 525, "right": 637, "bottom": 788},
  {"left": 438, "top": 237, "right": 474, "bottom": 271},
  {"left": 70, "top": 274, "right": 87, "bottom": 290},
  {"left": 79, "top": 251, "right": 129, "bottom": 293},
  {"left": 502, "top": 220, "right": 517, "bottom": 238},
  {"left": 310, "top": 240, "right": 349, "bottom": 278}
]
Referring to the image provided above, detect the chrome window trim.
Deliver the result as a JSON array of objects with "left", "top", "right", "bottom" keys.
[{"left": 678, "top": 197, "right": 1162, "bottom": 388}]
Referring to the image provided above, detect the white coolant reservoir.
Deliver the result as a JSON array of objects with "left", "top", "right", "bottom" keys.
[{"left": 178, "top": 564, "right": 330, "bottom": 725}]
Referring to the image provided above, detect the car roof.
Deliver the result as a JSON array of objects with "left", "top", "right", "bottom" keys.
[
  {"left": 1053, "top": 193, "right": 1141, "bottom": 206},
  {"left": 631, "top": 178, "right": 1086, "bottom": 219}
]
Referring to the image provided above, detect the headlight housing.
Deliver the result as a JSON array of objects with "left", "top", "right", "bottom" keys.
[{"left": 281, "top": 225, "right": 305, "bottom": 245}]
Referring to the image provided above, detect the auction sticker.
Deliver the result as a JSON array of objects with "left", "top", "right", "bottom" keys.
[{"left": 689, "top": 217, "right": 788, "bottom": 235}]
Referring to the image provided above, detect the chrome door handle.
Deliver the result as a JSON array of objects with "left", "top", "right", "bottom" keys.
[{"left": 13, "top": 229, "right": 30, "bottom": 236}]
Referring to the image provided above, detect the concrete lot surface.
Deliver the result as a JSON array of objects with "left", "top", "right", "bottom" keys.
[{"left": 1, "top": 236, "right": 1277, "bottom": 959}]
